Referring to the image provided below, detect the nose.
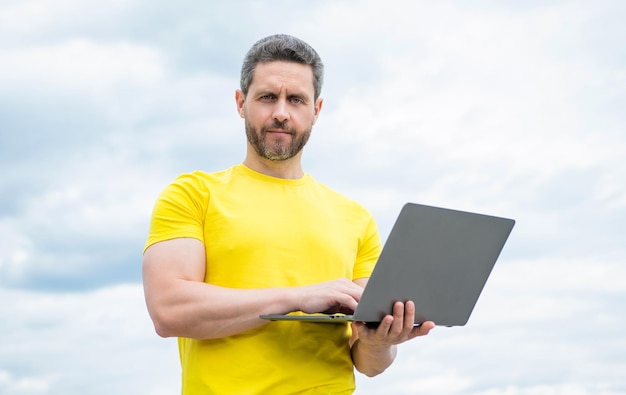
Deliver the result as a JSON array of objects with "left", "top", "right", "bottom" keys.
[{"left": 272, "top": 99, "right": 290, "bottom": 123}]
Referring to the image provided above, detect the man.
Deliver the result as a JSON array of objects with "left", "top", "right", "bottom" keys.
[{"left": 142, "top": 34, "right": 434, "bottom": 394}]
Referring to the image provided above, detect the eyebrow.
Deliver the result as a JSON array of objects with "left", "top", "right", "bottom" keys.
[{"left": 253, "top": 86, "right": 312, "bottom": 102}]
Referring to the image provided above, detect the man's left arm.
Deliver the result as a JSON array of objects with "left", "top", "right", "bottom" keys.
[{"left": 350, "top": 278, "right": 435, "bottom": 377}]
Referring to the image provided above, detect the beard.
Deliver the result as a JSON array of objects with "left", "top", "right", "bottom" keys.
[{"left": 245, "top": 119, "right": 312, "bottom": 161}]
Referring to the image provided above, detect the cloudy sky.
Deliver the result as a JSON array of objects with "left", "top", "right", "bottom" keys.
[{"left": 1, "top": 0, "right": 625, "bottom": 394}]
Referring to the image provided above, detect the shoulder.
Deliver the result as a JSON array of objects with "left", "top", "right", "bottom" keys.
[
  {"left": 167, "top": 166, "right": 238, "bottom": 192},
  {"left": 173, "top": 167, "right": 230, "bottom": 185}
]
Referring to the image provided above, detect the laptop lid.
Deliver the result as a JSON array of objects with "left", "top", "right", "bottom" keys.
[{"left": 261, "top": 202, "right": 515, "bottom": 327}]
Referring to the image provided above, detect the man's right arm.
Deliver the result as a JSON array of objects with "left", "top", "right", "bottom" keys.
[{"left": 142, "top": 237, "right": 364, "bottom": 340}]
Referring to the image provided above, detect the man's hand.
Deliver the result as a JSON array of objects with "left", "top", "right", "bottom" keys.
[
  {"left": 354, "top": 300, "right": 435, "bottom": 347},
  {"left": 294, "top": 278, "right": 364, "bottom": 315},
  {"left": 350, "top": 300, "right": 434, "bottom": 377}
]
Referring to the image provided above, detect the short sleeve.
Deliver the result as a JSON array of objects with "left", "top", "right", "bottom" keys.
[{"left": 143, "top": 172, "right": 210, "bottom": 253}]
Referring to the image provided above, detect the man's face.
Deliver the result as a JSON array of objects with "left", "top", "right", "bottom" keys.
[{"left": 237, "top": 61, "right": 322, "bottom": 161}]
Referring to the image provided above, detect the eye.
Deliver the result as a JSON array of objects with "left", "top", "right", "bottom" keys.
[
  {"left": 290, "top": 97, "right": 304, "bottom": 105},
  {"left": 259, "top": 94, "right": 276, "bottom": 101}
]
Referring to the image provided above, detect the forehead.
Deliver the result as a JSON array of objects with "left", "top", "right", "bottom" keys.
[{"left": 249, "top": 61, "right": 315, "bottom": 96}]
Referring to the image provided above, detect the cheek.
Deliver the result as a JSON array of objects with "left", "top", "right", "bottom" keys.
[{"left": 248, "top": 106, "right": 271, "bottom": 122}]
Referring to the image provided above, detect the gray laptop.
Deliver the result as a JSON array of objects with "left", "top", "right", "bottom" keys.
[{"left": 261, "top": 202, "right": 515, "bottom": 327}]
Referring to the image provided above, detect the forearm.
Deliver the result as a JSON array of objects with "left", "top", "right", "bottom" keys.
[
  {"left": 143, "top": 238, "right": 303, "bottom": 339},
  {"left": 143, "top": 239, "right": 364, "bottom": 340},
  {"left": 351, "top": 339, "right": 397, "bottom": 377},
  {"left": 146, "top": 279, "right": 297, "bottom": 339}
]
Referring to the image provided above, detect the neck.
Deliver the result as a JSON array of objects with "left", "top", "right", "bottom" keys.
[{"left": 243, "top": 148, "right": 305, "bottom": 180}]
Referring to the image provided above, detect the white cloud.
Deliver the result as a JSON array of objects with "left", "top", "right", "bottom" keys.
[
  {"left": 0, "top": 0, "right": 134, "bottom": 36},
  {"left": 394, "top": 373, "right": 472, "bottom": 394},
  {"left": 0, "top": 39, "right": 165, "bottom": 93},
  {"left": 1, "top": 0, "right": 625, "bottom": 394},
  {"left": 471, "top": 383, "right": 625, "bottom": 395},
  {"left": 0, "top": 285, "right": 179, "bottom": 395},
  {"left": 0, "top": 370, "right": 51, "bottom": 395},
  {"left": 0, "top": 220, "right": 33, "bottom": 283},
  {"left": 0, "top": 144, "right": 166, "bottom": 287}
]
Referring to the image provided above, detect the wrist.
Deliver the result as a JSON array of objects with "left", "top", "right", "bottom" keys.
[
  {"left": 272, "top": 286, "right": 301, "bottom": 314},
  {"left": 354, "top": 337, "right": 396, "bottom": 357},
  {"left": 351, "top": 339, "right": 397, "bottom": 377}
]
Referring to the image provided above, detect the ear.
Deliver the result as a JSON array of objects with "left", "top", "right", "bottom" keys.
[
  {"left": 235, "top": 89, "right": 246, "bottom": 119},
  {"left": 312, "top": 97, "right": 323, "bottom": 125}
]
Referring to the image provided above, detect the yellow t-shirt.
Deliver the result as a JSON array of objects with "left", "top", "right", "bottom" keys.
[{"left": 145, "top": 164, "right": 382, "bottom": 394}]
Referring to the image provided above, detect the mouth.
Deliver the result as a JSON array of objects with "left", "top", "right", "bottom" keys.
[
  {"left": 264, "top": 120, "right": 292, "bottom": 135},
  {"left": 265, "top": 128, "right": 292, "bottom": 137}
]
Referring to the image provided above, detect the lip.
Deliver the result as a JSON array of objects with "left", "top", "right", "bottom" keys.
[{"left": 266, "top": 129, "right": 291, "bottom": 136}]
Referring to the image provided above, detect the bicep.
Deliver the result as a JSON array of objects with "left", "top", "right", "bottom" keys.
[{"left": 142, "top": 238, "right": 206, "bottom": 302}]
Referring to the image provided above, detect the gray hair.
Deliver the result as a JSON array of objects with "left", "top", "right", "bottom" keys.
[{"left": 240, "top": 34, "right": 324, "bottom": 100}]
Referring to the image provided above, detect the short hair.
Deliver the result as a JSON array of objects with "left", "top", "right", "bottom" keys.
[{"left": 240, "top": 34, "right": 324, "bottom": 100}]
